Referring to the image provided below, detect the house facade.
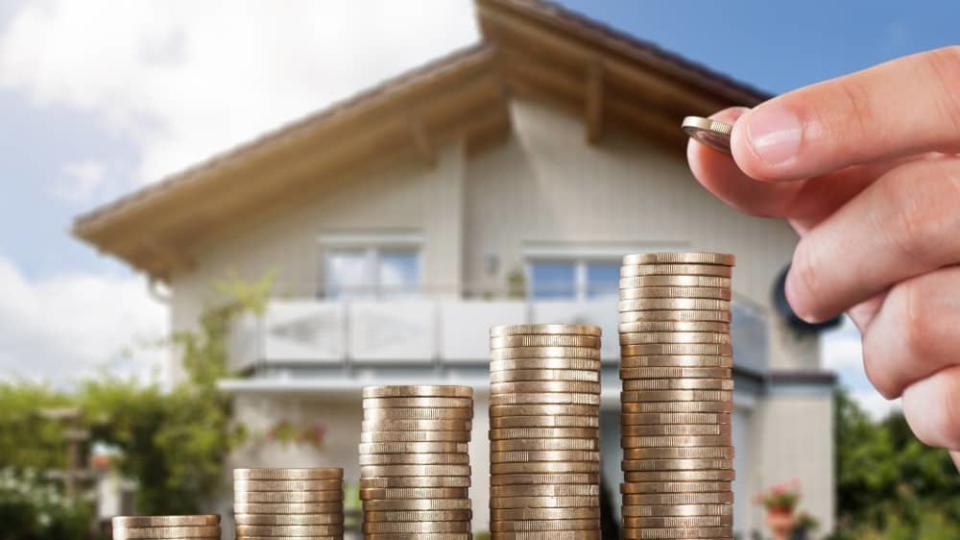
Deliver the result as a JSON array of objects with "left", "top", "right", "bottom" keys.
[{"left": 74, "top": 0, "right": 836, "bottom": 537}]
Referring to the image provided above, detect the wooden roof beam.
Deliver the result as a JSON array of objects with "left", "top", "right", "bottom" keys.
[{"left": 584, "top": 60, "right": 604, "bottom": 143}]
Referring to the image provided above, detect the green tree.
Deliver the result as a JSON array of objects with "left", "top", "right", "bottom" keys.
[{"left": 832, "top": 389, "right": 960, "bottom": 539}]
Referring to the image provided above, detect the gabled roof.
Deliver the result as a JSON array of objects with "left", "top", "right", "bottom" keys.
[{"left": 74, "top": 0, "right": 769, "bottom": 280}]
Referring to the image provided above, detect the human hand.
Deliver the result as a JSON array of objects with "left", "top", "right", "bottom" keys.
[{"left": 687, "top": 46, "right": 960, "bottom": 468}]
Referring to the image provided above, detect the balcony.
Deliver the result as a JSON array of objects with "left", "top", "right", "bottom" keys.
[{"left": 226, "top": 294, "right": 769, "bottom": 374}]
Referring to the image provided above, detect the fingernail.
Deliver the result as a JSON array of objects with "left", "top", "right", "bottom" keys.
[
  {"left": 745, "top": 105, "right": 803, "bottom": 167},
  {"left": 784, "top": 270, "right": 821, "bottom": 323}
]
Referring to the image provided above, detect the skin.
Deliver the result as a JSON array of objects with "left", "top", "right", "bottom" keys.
[{"left": 686, "top": 46, "right": 960, "bottom": 470}]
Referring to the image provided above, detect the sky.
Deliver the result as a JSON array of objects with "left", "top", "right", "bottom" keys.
[{"left": 0, "top": 0, "right": 956, "bottom": 416}]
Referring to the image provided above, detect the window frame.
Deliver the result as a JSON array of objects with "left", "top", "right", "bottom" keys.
[
  {"left": 526, "top": 257, "right": 621, "bottom": 301},
  {"left": 318, "top": 233, "right": 422, "bottom": 299}
]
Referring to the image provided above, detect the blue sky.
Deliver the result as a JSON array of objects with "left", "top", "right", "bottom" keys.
[{"left": 0, "top": 1, "right": 955, "bottom": 413}]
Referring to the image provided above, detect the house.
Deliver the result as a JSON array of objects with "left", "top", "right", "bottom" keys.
[{"left": 73, "top": 0, "right": 836, "bottom": 536}]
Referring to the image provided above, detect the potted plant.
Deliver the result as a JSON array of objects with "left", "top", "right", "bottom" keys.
[{"left": 754, "top": 479, "right": 802, "bottom": 540}]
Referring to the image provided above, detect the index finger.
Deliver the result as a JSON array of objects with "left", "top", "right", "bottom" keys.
[{"left": 731, "top": 46, "right": 960, "bottom": 182}]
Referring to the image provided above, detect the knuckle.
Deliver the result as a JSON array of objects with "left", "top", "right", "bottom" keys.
[
  {"left": 832, "top": 76, "right": 876, "bottom": 143},
  {"left": 879, "top": 167, "right": 960, "bottom": 265},
  {"left": 898, "top": 280, "right": 935, "bottom": 360},
  {"left": 924, "top": 46, "right": 960, "bottom": 137},
  {"left": 790, "top": 241, "right": 821, "bottom": 301}
]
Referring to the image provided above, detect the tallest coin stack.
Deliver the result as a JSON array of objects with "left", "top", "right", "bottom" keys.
[{"left": 618, "top": 252, "right": 735, "bottom": 539}]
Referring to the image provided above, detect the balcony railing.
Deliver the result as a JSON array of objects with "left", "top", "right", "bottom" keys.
[{"left": 228, "top": 291, "right": 769, "bottom": 373}]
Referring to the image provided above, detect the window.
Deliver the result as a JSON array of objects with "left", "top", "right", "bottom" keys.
[
  {"left": 529, "top": 258, "right": 620, "bottom": 300},
  {"left": 324, "top": 247, "right": 420, "bottom": 299}
]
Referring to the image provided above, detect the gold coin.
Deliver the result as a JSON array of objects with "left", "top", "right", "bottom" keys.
[
  {"left": 362, "top": 407, "right": 473, "bottom": 420},
  {"left": 620, "top": 367, "right": 731, "bottom": 380},
  {"left": 491, "top": 358, "right": 601, "bottom": 371},
  {"left": 359, "top": 453, "right": 470, "bottom": 465},
  {"left": 490, "top": 369, "right": 599, "bottom": 383},
  {"left": 491, "top": 335, "right": 601, "bottom": 348},
  {"left": 359, "top": 487, "right": 468, "bottom": 500},
  {"left": 234, "top": 490, "right": 342, "bottom": 503},
  {"left": 362, "top": 385, "right": 473, "bottom": 399},
  {"left": 489, "top": 427, "right": 599, "bottom": 440},
  {"left": 360, "top": 476, "right": 471, "bottom": 489},
  {"left": 490, "top": 381, "right": 600, "bottom": 395},
  {"left": 622, "top": 515, "right": 730, "bottom": 528},
  {"left": 112, "top": 516, "right": 219, "bottom": 528},
  {"left": 361, "top": 498, "right": 472, "bottom": 511},
  {"left": 233, "top": 468, "right": 342, "bottom": 481},
  {"left": 491, "top": 462, "right": 599, "bottom": 475},
  {"left": 490, "top": 393, "right": 600, "bottom": 406},
  {"left": 621, "top": 356, "right": 733, "bottom": 369},
  {"left": 491, "top": 507, "right": 599, "bottom": 520},
  {"left": 622, "top": 252, "right": 735, "bottom": 266},
  {"left": 619, "top": 275, "right": 731, "bottom": 289},
  {"left": 619, "top": 332, "right": 731, "bottom": 345},
  {"left": 492, "top": 415, "right": 599, "bottom": 429},
  {"left": 234, "top": 513, "right": 343, "bottom": 526},
  {"left": 622, "top": 492, "right": 734, "bottom": 505},
  {"left": 623, "top": 447, "right": 734, "bottom": 460},
  {"left": 621, "top": 389, "right": 732, "bottom": 402},
  {"left": 362, "top": 396, "right": 472, "bottom": 409},
  {"left": 364, "top": 534, "right": 472, "bottom": 540},
  {"left": 619, "top": 287, "right": 731, "bottom": 300},
  {"left": 624, "top": 470, "right": 735, "bottom": 482},
  {"left": 622, "top": 526, "right": 731, "bottom": 539},
  {"left": 621, "top": 458, "right": 734, "bottom": 471},
  {"left": 621, "top": 435, "right": 730, "bottom": 448},
  {"left": 621, "top": 481, "right": 732, "bottom": 494},
  {"left": 359, "top": 464, "right": 471, "bottom": 477},
  {"left": 360, "top": 430, "right": 471, "bottom": 443},
  {"left": 363, "top": 521, "right": 470, "bottom": 534},
  {"left": 233, "top": 501, "right": 342, "bottom": 514},
  {"left": 491, "top": 450, "right": 600, "bottom": 463},
  {"left": 620, "top": 264, "right": 732, "bottom": 277},
  {"left": 490, "top": 404, "right": 599, "bottom": 418},
  {"left": 490, "top": 324, "right": 601, "bottom": 337},
  {"left": 619, "top": 310, "right": 731, "bottom": 323},
  {"left": 235, "top": 524, "right": 342, "bottom": 536},
  {"left": 621, "top": 503, "right": 733, "bottom": 517},
  {"left": 358, "top": 441, "right": 468, "bottom": 454},
  {"left": 112, "top": 526, "right": 219, "bottom": 539},
  {"left": 490, "top": 518, "right": 599, "bottom": 531},
  {"left": 650, "top": 427, "right": 734, "bottom": 440},
  {"left": 490, "top": 495, "right": 599, "bottom": 509},
  {"left": 362, "top": 509, "right": 472, "bottom": 522},
  {"left": 491, "top": 347, "right": 601, "bottom": 360},
  {"left": 491, "top": 438, "right": 598, "bottom": 451},
  {"left": 491, "top": 484, "right": 599, "bottom": 498},
  {"left": 618, "top": 321, "right": 730, "bottom": 334},
  {"left": 361, "top": 419, "right": 472, "bottom": 432},
  {"left": 621, "top": 344, "right": 733, "bottom": 356},
  {"left": 622, "top": 401, "right": 733, "bottom": 414},
  {"left": 233, "top": 479, "right": 342, "bottom": 492},
  {"left": 681, "top": 115, "right": 734, "bottom": 154},
  {"left": 490, "top": 472, "right": 599, "bottom": 486},
  {"left": 622, "top": 379, "right": 733, "bottom": 391},
  {"left": 621, "top": 412, "right": 731, "bottom": 425},
  {"left": 489, "top": 531, "right": 601, "bottom": 540},
  {"left": 620, "top": 298, "right": 731, "bottom": 312}
]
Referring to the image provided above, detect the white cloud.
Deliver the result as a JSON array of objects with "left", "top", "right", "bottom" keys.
[
  {"left": 50, "top": 159, "right": 108, "bottom": 204},
  {"left": 0, "top": 0, "right": 479, "bottom": 186},
  {"left": 0, "top": 257, "right": 167, "bottom": 385}
]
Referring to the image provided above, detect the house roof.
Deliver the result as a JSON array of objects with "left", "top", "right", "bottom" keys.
[{"left": 74, "top": 0, "right": 770, "bottom": 280}]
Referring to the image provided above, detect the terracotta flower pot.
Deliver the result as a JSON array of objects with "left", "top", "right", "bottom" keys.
[{"left": 766, "top": 507, "right": 796, "bottom": 540}]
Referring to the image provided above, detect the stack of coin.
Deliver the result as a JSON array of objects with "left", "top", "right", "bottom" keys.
[
  {"left": 488, "top": 324, "right": 603, "bottom": 539},
  {"left": 619, "top": 252, "right": 735, "bottom": 539},
  {"left": 359, "top": 385, "right": 474, "bottom": 539},
  {"left": 233, "top": 468, "right": 344, "bottom": 539},
  {"left": 112, "top": 515, "right": 220, "bottom": 540}
]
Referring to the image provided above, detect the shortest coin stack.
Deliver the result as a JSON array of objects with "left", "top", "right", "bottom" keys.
[
  {"left": 233, "top": 467, "right": 344, "bottom": 539},
  {"left": 112, "top": 515, "right": 220, "bottom": 540},
  {"left": 619, "top": 252, "right": 735, "bottom": 540},
  {"left": 360, "top": 385, "right": 474, "bottom": 540}
]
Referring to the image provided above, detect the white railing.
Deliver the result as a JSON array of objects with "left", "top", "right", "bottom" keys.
[{"left": 228, "top": 297, "right": 768, "bottom": 371}]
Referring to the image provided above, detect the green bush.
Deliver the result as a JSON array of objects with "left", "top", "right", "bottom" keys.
[{"left": 0, "top": 469, "right": 94, "bottom": 540}]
